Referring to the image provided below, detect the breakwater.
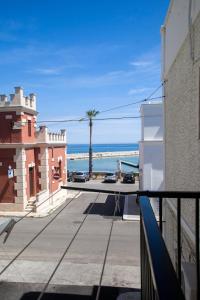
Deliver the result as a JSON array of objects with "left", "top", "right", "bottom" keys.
[{"left": 68, "top": 150, "right": 139, "bottom": 160}]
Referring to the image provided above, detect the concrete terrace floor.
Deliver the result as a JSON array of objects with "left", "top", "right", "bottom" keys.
[{"left": 0, "top": 191, "right": 140, "bottom": 300}]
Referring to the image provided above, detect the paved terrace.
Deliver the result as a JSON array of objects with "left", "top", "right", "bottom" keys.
[{"left": 0, "top": 188, "right": 140, "bottom": 300}]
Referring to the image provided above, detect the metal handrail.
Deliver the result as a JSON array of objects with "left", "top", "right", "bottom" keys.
[
  {"left": 140, "top": 196, "right": 185, "bottom": 300},
  {"left": 62, "top": 186, "right": 200, "bottom": 197},
  {"left": 61, "top": 186, "right": 199, "bottom": 300}
]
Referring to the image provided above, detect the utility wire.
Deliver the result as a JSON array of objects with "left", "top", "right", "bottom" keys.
[
  {"left": 15, "top": 188, "right": 62, "bottom": 224},
  {"left": 36, "top": 95, "right": 164, "bottom": 124},
  {"left": 95, "top": 192, "right": 119, "bottom": 300},
  {"left": 33, "top": 112, "right": 163, "bottom": 126},
  {"left": 9, "top": 84, "right": 164, "bottom": 127},
  {"left": 37, "top": 192, "right": 100, "bottom": 300},
  {"left": 78, "top": 83, "right": 164, "bottom": 121},
  {"left": 0, "top": 192, "right": 80, "bottom": 277},
  {"left": 98, "top": 95, "right": 163, "bottom": 115}
]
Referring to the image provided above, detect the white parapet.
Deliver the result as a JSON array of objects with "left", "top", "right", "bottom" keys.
[
  {"left": 0, "top": 87, "right": 36, "bottom": 111},
  {"left": 36, "top": 126, "right": 66, "bottom": 144}
]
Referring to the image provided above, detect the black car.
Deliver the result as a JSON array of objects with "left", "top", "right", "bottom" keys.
[{"left": 122, "top": 173, "right": 135, "bottom": 184}]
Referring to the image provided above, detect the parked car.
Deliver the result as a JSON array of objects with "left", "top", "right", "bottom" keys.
[
  {"left": 73, "top": 171, "right": 89, "bottom": 182},
  {"left": 122, "top": 173, "right": 135, "bottom": 184},
  {"left": 104, "top": 172, "right": 118, "bottom": 183},
  {"left": 67, "top": 170, "right": 73, "bottom": 182}
]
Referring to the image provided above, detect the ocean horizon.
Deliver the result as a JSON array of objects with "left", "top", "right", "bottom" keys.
[
  {"left": 67, "top": 143, "right": 139, "bottom": 154},
  {"left": 67, "top": 143, "right": 139, "bottom": 172}
]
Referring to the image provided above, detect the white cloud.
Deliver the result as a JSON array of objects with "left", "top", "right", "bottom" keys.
[
  {"left": 128, "top": 88, "right": 152, "bottom": 95},
  {"left": 33, "top": 67, "right": 61, "bottom": 75},
  {"left": 130, "top": 61, "right": 153, "bottom": 67},
  {"left": 58, "top": 69, "right": 137, "bottom": 88}
]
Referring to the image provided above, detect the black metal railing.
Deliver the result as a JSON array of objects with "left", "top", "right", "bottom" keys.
[
  {"left": 62, "top": 186, "right": 199, "bottom": 300},
  {"left": 138, "top": 190, "right": 199, "bottom": 300},
  {"left": 139, "top": 195, "right": 185, "bottom": 300}
]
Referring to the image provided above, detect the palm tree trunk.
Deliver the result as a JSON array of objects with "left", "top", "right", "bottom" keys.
[{"left": 89, "top": 118, "right": 92, "bottom": 178}]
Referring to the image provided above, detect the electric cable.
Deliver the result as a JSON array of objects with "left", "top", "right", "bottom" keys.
[
  {"left": 15, "top": 188, "right": 62, "bottom": 224},
  {"left": 95, "top": 192, "right": 120, "bottom": 300},
  {"left": 33, "top": 112, "right": 163, "bottom": 126},
  {"left": 36, "top": 95, "right": 164, "bottom": 124},
  {"left": 36, "top": 192, "right": 100, "bottom": 300},
  {"left": 98, "top": 95, "right": 163, "bottom": 115},
  {"left": 7, "top": 83, "right": 164, "bottom": 127},
  {"left": 0, "top": 192, "right": 80, "bottom": 277}
]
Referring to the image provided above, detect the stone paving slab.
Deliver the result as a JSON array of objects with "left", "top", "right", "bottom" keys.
[{"left": 0, "top": 192, "right": 140, "bottom": 299}]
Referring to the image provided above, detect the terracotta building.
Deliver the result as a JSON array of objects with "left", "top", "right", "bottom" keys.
[{"left": 0, "top": 87, "right": 67, "bottom": 213}]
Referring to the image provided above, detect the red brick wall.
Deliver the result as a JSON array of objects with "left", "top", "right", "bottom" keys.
[
  {"left": 0, "top": 112, "right": 21, "bottom": 143},
  {"left": 48, "top": 147, "right": 66, "bottom": 193},
  {"left": 21, "top": 114, "right": 36, "bottom": 143},
  {"left": 0, "top": 112, "right": 36, "bottom": 144},
  {"left": 0, "top": 149, "right": 16, "bottom": 203}
]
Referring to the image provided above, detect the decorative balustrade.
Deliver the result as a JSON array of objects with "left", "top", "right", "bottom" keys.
[
  {"left": 47, "top": 132, "right": 66, "bottom": 142},
  {"left": 35, "top": 126, "right": 66, "bottom": 144}
]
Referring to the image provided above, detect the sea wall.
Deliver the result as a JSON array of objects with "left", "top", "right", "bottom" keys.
[{"left": 68, "top": 150, "right": 139, "bottom": 160}]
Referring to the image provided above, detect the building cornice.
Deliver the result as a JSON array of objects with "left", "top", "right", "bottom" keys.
[
  {"left": 0, "top": 106, "right": 38, "bottom": 116},
  {"left": 0, "top": 142, "right": 66, "bottom": 149}
]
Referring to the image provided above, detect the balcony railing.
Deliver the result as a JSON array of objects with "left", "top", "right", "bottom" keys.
[{"left": 62, "top": 186, "right": 199, "bottom": 300}]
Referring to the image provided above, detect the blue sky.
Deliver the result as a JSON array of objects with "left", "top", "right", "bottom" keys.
[{"left": 0, "top": 0, "right": 169, "bottom": 144}]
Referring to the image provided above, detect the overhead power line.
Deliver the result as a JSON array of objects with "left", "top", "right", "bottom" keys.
[
  {"left": 36, "top": 192, "right": 101, "bottom": 300},
  {"left": 34, "top": 113, "right": 162, "bottom": 126},
  {"left": 11, "top": 83, "right": 164, "bottom": 126},
  {"left": 95, "top": 193, "right": 120, "bottom": 300},
  {"left": 98, "top": 95, "right": 163, "bottom": 115},
  {"left": 0, "top": 192, "right": 80, "bottom": 278}
]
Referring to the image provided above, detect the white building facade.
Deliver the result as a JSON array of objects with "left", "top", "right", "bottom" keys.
[
  {"left": 161, "top": 1, "right": 200, "bottom": 298},
  {"left": 139, "top": 102, "right": 164, "bottom": 213}
]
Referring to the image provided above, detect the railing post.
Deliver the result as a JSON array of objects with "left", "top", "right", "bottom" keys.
[
  {"left": 177, "top": 198, "right": 181, "bottom": 283},
  {"left": 159, "top": 197, "right": 163, "bottom": 233},
  {"left": 195, "top": 197, "right": 199, "bottom": 300},
  {"left": 140, "top": 214, "right": 144, "bottom": 300}
]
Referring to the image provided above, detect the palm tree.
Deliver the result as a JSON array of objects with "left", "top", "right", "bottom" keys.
[{"left": 84, "top": 110, "right": 99, "bottom": 178}]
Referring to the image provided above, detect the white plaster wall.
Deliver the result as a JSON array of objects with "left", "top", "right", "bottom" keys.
[
  {"left": 13, "top": 148, "right": 27, "bottom": 207},
  {"left": 40, "top": 147, "right": 49, "bottom": 190},
  {"left": 140, "top": 103, "right": 163, "bottom": 141},
  {"left": 163, "top": 0, "right": 200, "bottom": 77},
  {"left": 139, "top": 142, "right": 164, "bottom": 191},
  {"left": 163, "top": 6, "right": 200, "bottom": 267}
]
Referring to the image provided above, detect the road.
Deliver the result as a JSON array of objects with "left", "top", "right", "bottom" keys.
[
  {"left": 0, "top": 189, "right": 140, "bottom": 300},
  {"left": 66, "top": 178, "right": 139, "bottom": 193}
]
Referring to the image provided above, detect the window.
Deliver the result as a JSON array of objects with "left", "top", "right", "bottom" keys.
[
  {"left": 28, "top": 120, "right": 31, "bottom": 136},
  {"left": 59, "top": 160, "right": 62, "bottom": 177},
  {"left": 54, "top": 161, "right": 62, "bottom": 178}
]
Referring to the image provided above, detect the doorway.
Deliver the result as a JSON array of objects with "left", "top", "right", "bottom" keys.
[{"left": 29, "top": 167, "right": 35, "bottom": 197}]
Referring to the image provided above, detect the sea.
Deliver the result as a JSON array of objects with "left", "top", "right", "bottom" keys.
[{"left": 67, "top": 143, "right": 139, "bottom": 173}]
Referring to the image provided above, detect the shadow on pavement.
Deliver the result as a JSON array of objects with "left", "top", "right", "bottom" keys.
[
  {"left": 83, "top": 195, "right": 125, "bottom": 217},
  {"left": 20, "top": 286, "right": 140, "bottom": 300}
]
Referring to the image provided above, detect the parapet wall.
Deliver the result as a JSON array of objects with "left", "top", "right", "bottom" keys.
[
  {"left": 36, "top": 126, "right": 67, "bottom": 144},
  {"left": 0, "top": 87, "right": 36, "bottom": 111}
]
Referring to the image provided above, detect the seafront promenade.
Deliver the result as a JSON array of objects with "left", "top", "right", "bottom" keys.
[{"left": 68, "top": 150, "right": 139, "bottom": 160}]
